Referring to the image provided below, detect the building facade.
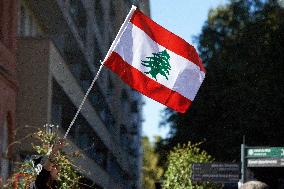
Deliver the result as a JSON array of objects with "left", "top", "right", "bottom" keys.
[
  {"left": 14, "top": 0, "right": 149, "bottom": 188},
  {"left": 0, "top": 0, "right": 18, "bottom": 186}
]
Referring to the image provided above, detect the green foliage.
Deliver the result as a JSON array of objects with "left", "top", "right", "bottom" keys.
[
  {"left": 163, "top": 142, "right": 217, "bottom": 189},
  {"left": 142, "top": 136, "right": 163, "bottom": 189},
  {"left": 32, "top": 129, "right": 82, "bottom": 189},
  {"left": 5, "top": 126, "right": 82, "bottom": 189},
  {"left": 158, "top": 0, "right": 284, "bottom": 162},
  {"left": 141, "top": 49, "right": 171, "bottom": 80}
]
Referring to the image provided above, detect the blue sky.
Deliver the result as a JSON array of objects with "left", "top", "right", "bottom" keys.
[{"left": 142, "top": 0, "right": 227, "bottom": 142}]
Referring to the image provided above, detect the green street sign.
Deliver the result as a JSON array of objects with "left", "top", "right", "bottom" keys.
[{"left": 247, "top": 147, "right": 284, "bottom": 158}]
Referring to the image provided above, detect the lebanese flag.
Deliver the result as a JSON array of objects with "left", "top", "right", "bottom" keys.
[{"left": 103, "top": 6, "right": 205, "bottom": 113}]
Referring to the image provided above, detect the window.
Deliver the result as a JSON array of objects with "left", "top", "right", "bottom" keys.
[
  {"left": 79, "top": 177, "right": 103, "bottom": 189},
  {"left": 1, "top": 114, "right": 9, "bottom": 184},
  {"left": 94, "top": 0, "right": 104, "bottom": 34},
  {"left": 131, "top": 101, "right": 138, "bottom": 113},
  {"left": 80, "top": 66, "right": 93, "bottom": 92},
  {"left": 108, "top": 154, "right": 126, "bottom": 184},
  {"left": 18, "top": 4, "right": 26, "bottom": 35},
  {"left": 18, "top": 3, "right": 41, "bottom": 37},
  {"left": 69, "top": 0, "right": 87, "bottom": 41},
  {"left": 107, "top": 76, "right": 114, "bottom": 98},
  {"left": 0, "top": 0, "right": 3, "bottom": 41},
  {"left": 120, "top": 124, "right": 128, "bottom": 151},
  {"left": 109, "top": 1, "right": 116, "bottom": 33},
  {"left": 120, "top": 89, "right": 129, "bottom": 113},
  {"left": 104, "top": 109, "right": 116, "bottom": 135},
  {"left": 93, "top": 36, "right": 102, "bottom": 67},
  {"left": 76, "top": 121, "right": 108, "bottom": 169}
]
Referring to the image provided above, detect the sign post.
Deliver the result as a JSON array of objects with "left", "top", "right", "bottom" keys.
[
  {"left": 240, "top": 135, "right": 246, "bottom": 184},
  {"left": 241, "top": 143, "right": 246, "bottom": 183}
]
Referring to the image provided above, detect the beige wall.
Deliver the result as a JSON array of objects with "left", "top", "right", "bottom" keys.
[{"left": 16, "top": 38, "right": 52, "bottom": 151}]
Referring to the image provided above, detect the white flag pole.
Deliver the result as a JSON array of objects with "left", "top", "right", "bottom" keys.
[{"left": 63, "top": 5, "right": 137, "bottom": 139}]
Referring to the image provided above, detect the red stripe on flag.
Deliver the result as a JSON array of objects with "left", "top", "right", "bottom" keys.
[
  {"left": 130, "top": 10, "right": 205, "bottom": 73},
  {"left": 104, "top": 52, "right": 192, "bottom": 113}
]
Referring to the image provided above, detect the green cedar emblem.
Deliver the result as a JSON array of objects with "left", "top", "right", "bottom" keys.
[{"left": 141, "top": 49, "right": 171, "bottom": 80}]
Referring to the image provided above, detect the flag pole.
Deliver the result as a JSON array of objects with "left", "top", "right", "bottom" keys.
[{"left": 63, "top": 5, "right": 137, "bottom": 139}]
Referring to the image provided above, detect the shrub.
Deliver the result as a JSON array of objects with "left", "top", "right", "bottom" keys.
[{"left": 163, "top": 142, "right": 218, "bottom": 189}]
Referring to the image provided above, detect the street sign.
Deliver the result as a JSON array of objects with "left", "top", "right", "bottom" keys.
[
  {"left": 247, "top": 158, "right": 284, "bottom": 167},
  {"left": 192, "top": 163, "right": 240, "bottom": 183},
  {"left": 246, "top": 147, "right": 284, "bottom": 158},
  {"left": 241, "top": 145, "right": 284, "bottom": 183}
]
